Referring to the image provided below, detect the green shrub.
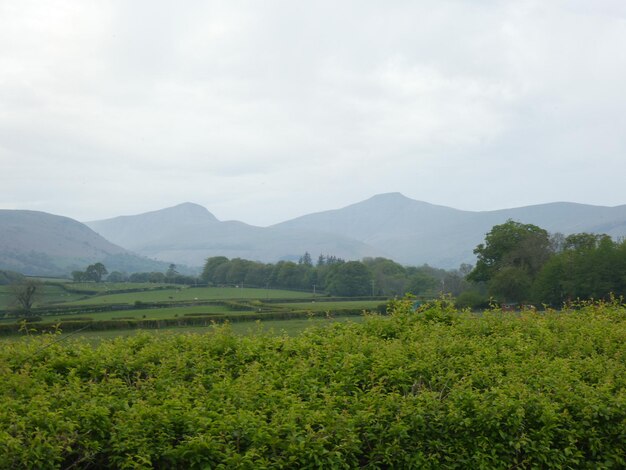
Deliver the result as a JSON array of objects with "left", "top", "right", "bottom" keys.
[
  {"left": 455, "top": 290, "right": 490, "bottom": 310},
  {"left": 1, "top": 301, "right": 626, "bottom": 467}
]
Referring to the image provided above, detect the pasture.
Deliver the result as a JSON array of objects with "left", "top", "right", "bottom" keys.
[{"left": 0, "top": 281, "right": 383, "bottom": 338}]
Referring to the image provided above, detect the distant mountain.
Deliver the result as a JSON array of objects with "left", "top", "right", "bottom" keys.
[
  {"left": 0, "top": 210, "right": 177, "bottom": 276},
  {"left": 86, "top": 203, "right": 383, "bottom": 267},
  {"left": 273, "top": 193, "right": 626, "bottom": 268},
  {"left": 9, "top": 195, "right": 626, "bottom": 275}
]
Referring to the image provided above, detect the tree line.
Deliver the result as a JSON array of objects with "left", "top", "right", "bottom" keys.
[
  {"left": 73, "top": 263, "right": 198, "bottom": 285},
  {"left": 467, "top": 219, "right": 626, "bottom": 306},
  {"left": 200, "top": 253, "right": 473, "bottom": 298}
]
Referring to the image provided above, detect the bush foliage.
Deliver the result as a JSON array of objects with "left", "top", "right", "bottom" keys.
[{"left": 1, "top": 298, "right": 626, "bottom": 468}]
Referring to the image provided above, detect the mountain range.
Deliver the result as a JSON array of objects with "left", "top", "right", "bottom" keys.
[
  {"left": 0, "top": 209, "right": 178, "bottom": 276},
  {"left": 272, "top": 193, "right": 626, "bottom": 268},
  {"left": 3, "top": 193, "right": 626, "bottom": 276},
  {"left": 85, "top": 203, "right": 380, "bottom": 267}
]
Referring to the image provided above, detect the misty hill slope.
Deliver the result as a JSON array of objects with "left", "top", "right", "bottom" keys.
[
  {"left": 0, "top": 210, "right": 177, "bottom": 276},
  {"left": 273, "top": 193, "right": 626, "bottom": 268},
  {"left": 86, "top": 203, "right": 384, "bottom": 266}
]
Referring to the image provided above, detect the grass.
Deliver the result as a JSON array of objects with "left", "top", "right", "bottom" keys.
[
  {"left": 63, "top": 286, "right": 315, "bottom": 306},
  {"left": 278, "top": 300, "right": 385, "bottom": 311},
  {"left": 0, "top": 282, "right": 385, "bottom": 339},
  {"left": 0, "top": 300, "right": 382, "bottom": 324},
  {"left": 0, "top": 284, "right": 92, "bottom": 310},
  {"left": 5, "top": 305, "right": 233, "bottom": 323},
  {"left": 60, "top": 282, "right": 173, "bottom": 293}
]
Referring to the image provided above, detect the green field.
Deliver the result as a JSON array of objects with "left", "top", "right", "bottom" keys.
[
  {"left": 63, "top": 286, "right": 314, "bottom": 306},
  {"left": 278, "top": 300, "right": 385, "bottom": 311},
  {"left": 0, "top": 283, "right": 157, "bottom": 310},
  {"left": 0, "top": 282, "right": 382, "bottom": 338}
]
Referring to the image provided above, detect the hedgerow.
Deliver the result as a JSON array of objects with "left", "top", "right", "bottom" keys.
[{"left": 1, "top": 298, "right": 625, "bottom": 468}]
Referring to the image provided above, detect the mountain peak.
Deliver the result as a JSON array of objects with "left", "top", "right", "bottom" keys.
[
  {"left": 143, "top": 202, "right": 218, "bottom": 222},
  {"left": 170, "top": 202, "right": 214, "bottom": 215},
  {"left": 368, "top": 192, "right": 410, "bottom": 201}
]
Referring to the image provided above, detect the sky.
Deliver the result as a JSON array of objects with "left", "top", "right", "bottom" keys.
[{"left": 1, "top": 1, "right": 626, "bottom": 226}]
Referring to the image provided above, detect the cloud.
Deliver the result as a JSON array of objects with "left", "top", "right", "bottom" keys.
[{"left": 1, "top": 1, "right": 625, "bottom": 224}]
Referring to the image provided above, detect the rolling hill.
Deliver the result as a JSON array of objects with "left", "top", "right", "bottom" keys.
[
  {"left": 273, "top": 193, "right": 626, "bottom": 268},
  {"left": 86, "top": 203, "right": 384, "bottom": 267},
  {"left": 0, "top": 210, "right": 177, "bottom": 276},
  {"left": 6, "top": 194, "right": 626, "bottom": 274}
]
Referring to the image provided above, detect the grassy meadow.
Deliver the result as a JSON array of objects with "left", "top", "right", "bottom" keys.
[{"left": 0, "top": 281, "right": 382, "bottom": 339}]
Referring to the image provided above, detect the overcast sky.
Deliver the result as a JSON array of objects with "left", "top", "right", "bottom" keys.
[{"left": 1, "top": 1, "right": 625, "bottom": 226}]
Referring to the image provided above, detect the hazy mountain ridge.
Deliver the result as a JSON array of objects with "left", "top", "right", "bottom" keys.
[
  {"left": 86, "top": 203, "right": 385, "bottom": 266},
  {"left": 87, "top": 194, "right": 626, "bottom": 269},
  {"left": 273, "top": 194, "right": 626, "bottom": 268},
  {"left": 0, "top": 210, "right": 183, "bottom": 276},
  {"left": 5, "top": 195, "right": 626, "bottom": 275}
]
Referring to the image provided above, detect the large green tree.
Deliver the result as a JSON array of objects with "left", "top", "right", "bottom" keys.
[
  {"left": 532, "top": 233, "right": 625, "bottom": 305},
  {"left": 201, "top": 257, "right": 230, "bottom": 284},
  {"left": 362, "top": 257, "right": 407, "bottom": 296},
  {"left": 85, "top": 263, "right": 108, "bottom": 283},
  {"left": 468, "top": 220, "right": 552, "bottom": 303},
  {"left": 325, "top": 261, "right": 372, "bottom": 297}
]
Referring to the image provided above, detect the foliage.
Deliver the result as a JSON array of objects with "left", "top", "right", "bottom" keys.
[
  {"left": 325, "top": 261, "right": 372, "bottom": 296},
  {"left": 1, "top": 301, "right": 626, "bottom": 467},
  {"left": 467, "top": 221, "right": 626, "bottom": 306},
  {"left": 106, "top": 271, "right": 128, "bottom": 283},
  {"left": 200, "top": 255, "right": 472, "bottom": 298},
  {"left": 73, "top": 263, "right": 108, "bottom": 283},
  {"left": 455, "top": 290, "right": 490, "bottom": 310},
  {"left": 532, "top": 234, "right": 626, "bottom": 305},
  {"left": 362, "top": 257, "right": 407, "bottom": 296},
  {"left": 468, "top": 220, "right": 552, "bottom": 303},
  {"left": 406, "top": 271, "right": 439, "bottom": 296}
]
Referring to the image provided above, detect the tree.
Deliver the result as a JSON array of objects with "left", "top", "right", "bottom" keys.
[
  {"left": 107, "top": 271, "right": 128, "bottom": 283},
  {"left": 11, "top": 279, "right": 42, "bottom": 318},
  {"left": 226, "top": 259, "right": 253, "bottom": 285},
  {"left": 489, "top": 267, "right": 532, "bottom": 304},
  {"left": 530, "top": 232, "right": 626, "bottom": 306},
  {"left": 468, "top": 220, "right": 552, "bottom": 303},
  {"left": 459, "top": 263, "right": 473, "bottom": 277},
  {"left": 469, "top": 220, "right": 552, "bottom": 283},
  {"left": 406, "top": 271, "right": 438, "bottom": 296},
  {"left": 244, "top": 263, "right": 272, "bottom": 287},
  {"left": 72, "top": 270, "right": 87, "bottom": 282},
  {"left": 85, "top": 263, "right": 108, "bottom": 283},
  {"left": 273, "top": 261, "right": 307, "bottom": 289},
  {"left": 325, "top": 261, "right": 372, "bottom": 297},
  {"left": 298, "top": 252, "right": 313, "bottom": 267},
  {"left": 148, "top": 272, "right": 166, "bottom": 283},
  {"left": 362, "top": 257, "right": 407, "bottom": 296},
  {"left": 201, "top": 257, "right": 229, "bottom": 283},
  {"left": 166, "top": 264, "right": 179, "bottom": 279},
  {"left": 563, "top": 233, "right": 610, "bottom": 251}
]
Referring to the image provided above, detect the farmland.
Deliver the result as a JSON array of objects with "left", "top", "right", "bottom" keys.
[{"left": 0, "top": 281, "right": 386, "bottom": 338}]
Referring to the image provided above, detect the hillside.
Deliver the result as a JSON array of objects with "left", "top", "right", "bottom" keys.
[
  {"left": 8, "top": 195, "right": 626, "bottom": 273},
  {"left": 86, "top": 203, "right": 384, "bottom": 266},
  {"left": 274, "top": 193, "right": 626, "bottom": 268},
  {"left": 0, "top": 210, "right": 175, "bottom": 276}
]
